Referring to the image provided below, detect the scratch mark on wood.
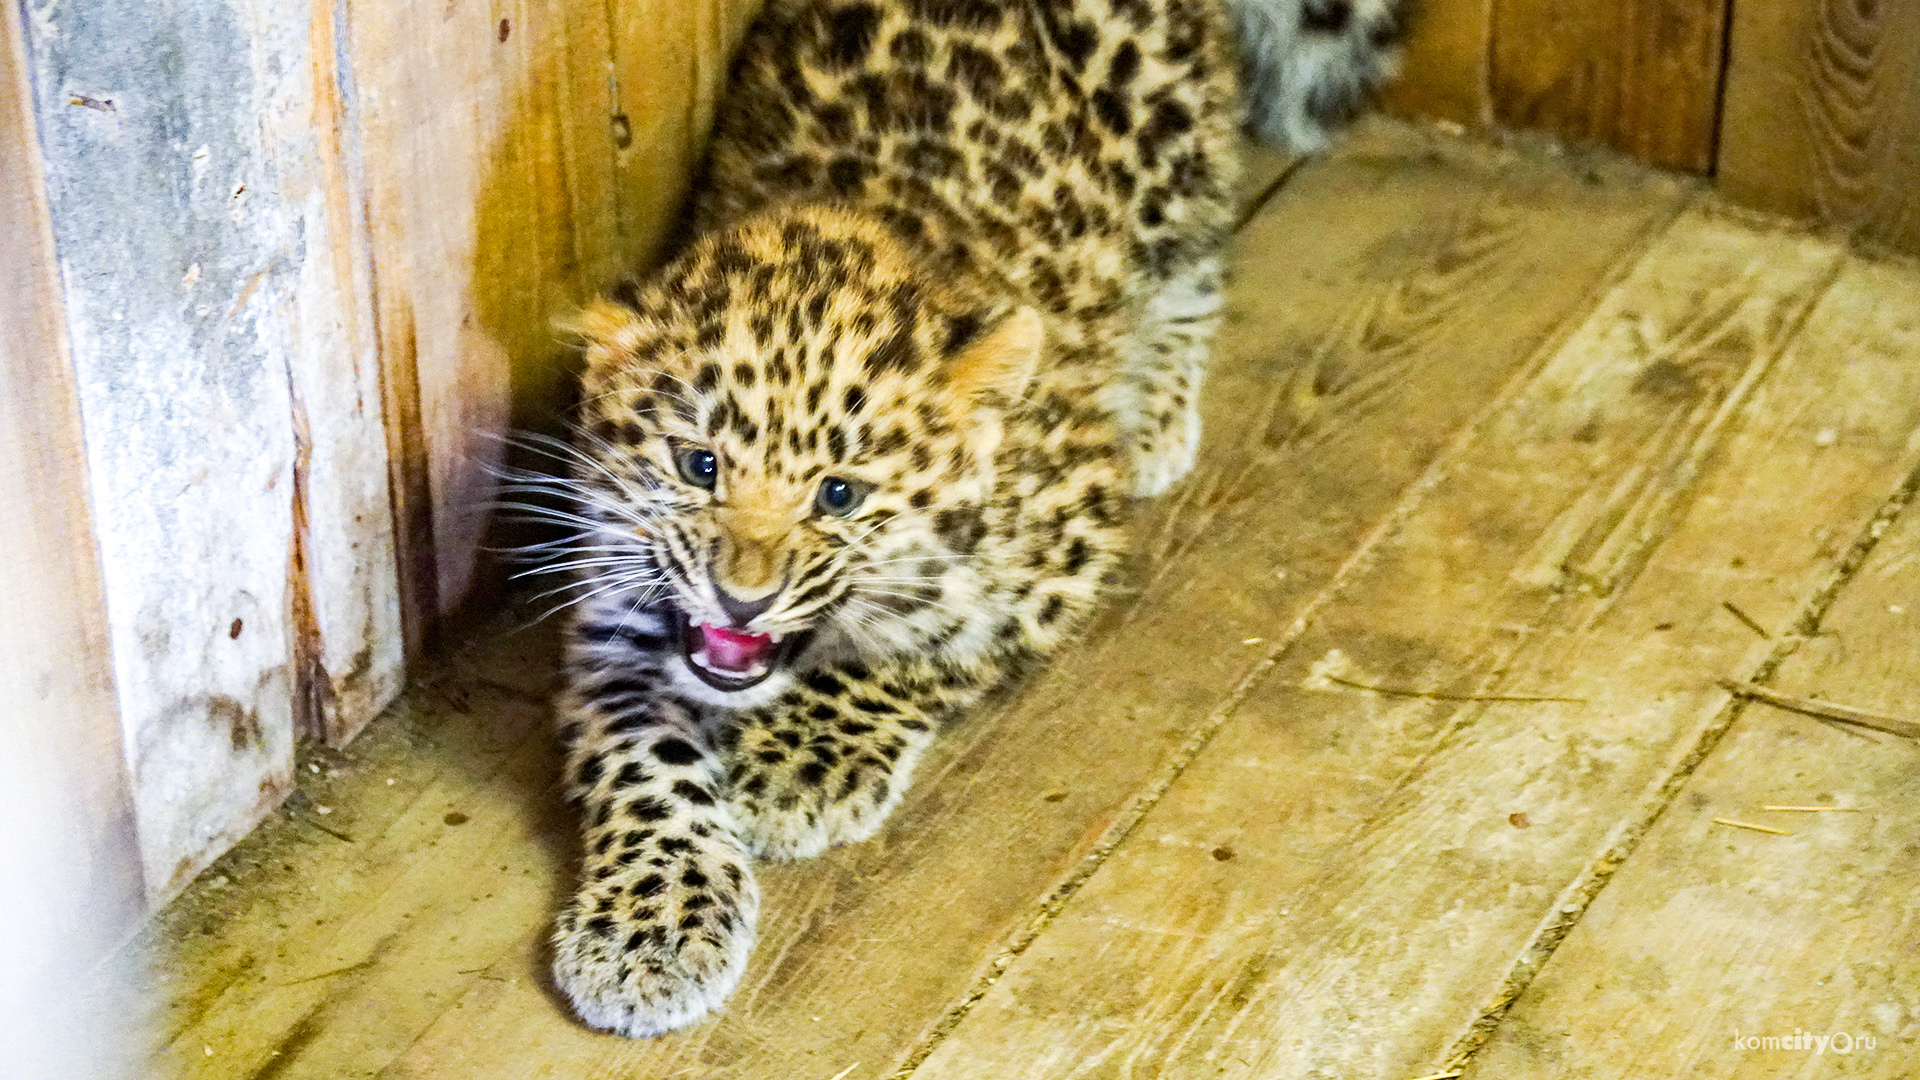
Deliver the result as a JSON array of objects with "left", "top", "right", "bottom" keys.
[
  {"left": 1321, "top": 673, "right": 1586, "bottom": 704},
  {"left": 226, "top": 268, "right": 267, "bottom": 319},
  {"left": 282, "top": 959, "right": 377, "bottom": 986}
]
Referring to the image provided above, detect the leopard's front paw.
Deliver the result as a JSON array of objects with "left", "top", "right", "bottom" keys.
[{"left": 551, "top": 847, "right": 759, "bottom": 1037}]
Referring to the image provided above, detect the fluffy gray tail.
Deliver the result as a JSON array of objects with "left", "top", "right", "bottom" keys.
[{"left": 1229, "top": 0, "right": 1408, "bottom": 150}]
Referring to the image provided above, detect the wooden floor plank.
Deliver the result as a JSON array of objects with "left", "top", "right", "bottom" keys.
[
  {"left": 1461, "top": 255, "right": 1920, "bottom": 1080},
  {"left": 903, "top": 209, "right": 1900, "bottom": 1080},
  {"left": 141, "top": 625, "right": 563, "bottom": 1079},
  {"left": 350, "top": 126, "right": 1683, "bottom": 1080}
]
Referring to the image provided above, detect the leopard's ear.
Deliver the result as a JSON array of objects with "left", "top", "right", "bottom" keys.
[
  {"left": 556, "top": 297, "right": 647, "bottom": 353},
  {"left": 947, "top": 306, "right": 1042, "bottom": 407}
]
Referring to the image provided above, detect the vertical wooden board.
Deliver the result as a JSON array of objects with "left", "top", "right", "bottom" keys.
[
  {"left": 19, "top": 0, "right": 356, "bottom": 899},
  {"left": 1490, "top": 0, "right": 1728, "bottom": 172},
  {"left": 1717, "top": 0, "right": 1920, "bottom": 257},
  {"left": 347, "top": 0, "right": 512, "bottom": 616},
  {"left": 1379, "top": 0, "right": 1493, "bottom": 129},
  {"left": 906, "top": 209, "right": 1869, "bottom": 1080},
  {"left": 545, "top": 0, "right": 623, "bottom": 319},
  {"left": 0, "top": 2, "right": 145, "bottom": 1063},
  {"left": 482, "top": 0, "right": 598, "bottom": 432},
  {"left": 1462, "top": 256, "right": 1920, "bottom": 1079},
  {"left": 345, "top": 0, "right": 569, "bottom": 619},
  {"left": 293, "top": 0, "right": 405, "bottom": 745},
  {"left": 367, "top": 129, "right": 1686, "bottom": 1080}
]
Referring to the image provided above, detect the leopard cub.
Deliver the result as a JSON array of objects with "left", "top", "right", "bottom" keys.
[{"left": 544, "top": 0, "right": 1404, "bottom": 1037}]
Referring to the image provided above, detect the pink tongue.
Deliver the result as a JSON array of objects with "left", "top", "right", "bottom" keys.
[{"left": 699, "top": 624, "right": 774, "bottom": 672}]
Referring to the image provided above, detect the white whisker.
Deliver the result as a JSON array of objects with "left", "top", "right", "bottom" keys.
[{"left": 850, "top": 585, "right": 969, "bottom": 619}]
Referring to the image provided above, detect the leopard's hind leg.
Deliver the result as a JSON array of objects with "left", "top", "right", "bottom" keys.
[
  {"left": 1232, "top": 0, "right": 1408, "bottom": 150},
  {"left": 1113, "top": 255, "right": 1226, "bottom": 498}
]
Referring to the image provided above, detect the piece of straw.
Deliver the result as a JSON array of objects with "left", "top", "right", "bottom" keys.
[
  {"left": 1719, "top": 679, "right": 1920, "bottom": 740},
  {"left": 1713, "top": 817, "right": 1792, "bottom": 836}
]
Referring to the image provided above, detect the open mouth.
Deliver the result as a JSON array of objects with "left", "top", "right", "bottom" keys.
[{"left": 672, "top": 609, "right": 809, "bottom": 692}]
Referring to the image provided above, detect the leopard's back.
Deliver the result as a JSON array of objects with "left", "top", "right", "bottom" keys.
[{"left": 695, "top": 0, "right": 1242, "bottom": 350}]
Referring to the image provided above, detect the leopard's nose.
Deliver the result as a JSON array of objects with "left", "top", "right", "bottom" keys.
[{"left": 714, "top": 585, "right": 778, "bottom": 627}]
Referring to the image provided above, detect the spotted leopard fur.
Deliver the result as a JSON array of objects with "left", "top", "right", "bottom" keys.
[{"left": 546, "top": 0, "right": 1401, "bottom": 1038}]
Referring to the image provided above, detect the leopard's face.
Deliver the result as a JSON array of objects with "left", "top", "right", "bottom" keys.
[{"left": 566, "top": 210, "right": 1039, "bottom": 704}]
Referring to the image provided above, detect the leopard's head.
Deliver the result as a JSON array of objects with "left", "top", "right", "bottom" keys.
[{"left": 564, "top": 207, "right": 1041, "bottom": 703}]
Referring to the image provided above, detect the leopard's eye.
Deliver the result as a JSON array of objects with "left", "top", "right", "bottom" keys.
[
  {"left": 815, "top": 476, "right": 865, "bottom": 516},
  {"left": 676, "top": 446, "right": 719, "bottom": 489}
]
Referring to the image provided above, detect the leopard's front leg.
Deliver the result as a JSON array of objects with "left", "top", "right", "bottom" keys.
[
  {"left": 726, "top": 657, "right": 983, "bottom": 861},
  {"left": 550, "top": 635, "right": 759, "bottom": 1038}
]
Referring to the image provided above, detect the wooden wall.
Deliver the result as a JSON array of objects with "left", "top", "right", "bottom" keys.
[
  {"left": 1384, "top": 0, "right": 1920, "bottom": 255},
  {"left": 7, "top": 0, "right": 756, "bottom": 909}
]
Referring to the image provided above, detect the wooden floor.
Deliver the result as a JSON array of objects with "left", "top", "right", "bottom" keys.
[{"left": 140, "top": 120, "right": 1920, "bottom": 1080}]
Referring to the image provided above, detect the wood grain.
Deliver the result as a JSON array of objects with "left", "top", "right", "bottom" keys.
[
  {"left": 907, "top": 209, "right": 1878, "bottom": 1079},
  {"left": 1463, "top": 254, "right": 1920, "bottom": 1079},
  {"left": 1490, "top": 0, "right": 1729, "bottom": 173},
  {"left": 351, "top": 126, "right": 1682, "bottom": 1080},
  {"left": 1717, "top": 0, "right": 1920, "bottom": 257},
  {"left": 0, "top": 0, "right": 144, "bottom": 973}
]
